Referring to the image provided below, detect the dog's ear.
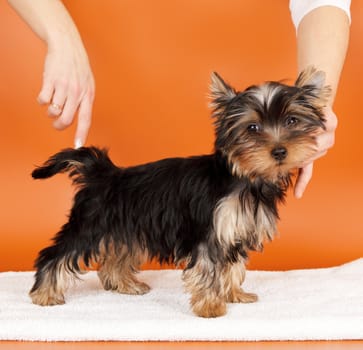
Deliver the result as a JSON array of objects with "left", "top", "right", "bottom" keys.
[
  {"left": 295, "top": 66, "right": 326, "bottom": 89},
  {"left": 295, "top": 66, "right": 331, "bottom": 104},
  {"left": 209, "top": 72, "right": 237, "bottom": 112}
]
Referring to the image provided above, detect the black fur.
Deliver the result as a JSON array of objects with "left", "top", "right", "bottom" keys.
[{"left": 31, "top": 146, "right": 284, "bottom": 282}]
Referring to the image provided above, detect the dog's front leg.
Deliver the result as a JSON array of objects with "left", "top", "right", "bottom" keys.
[
  {"left": 182, "top": 246, "right": 227, "bottom": 318},
  {"left": 223, "top": 258, "right": 258, "bottom": 303}
]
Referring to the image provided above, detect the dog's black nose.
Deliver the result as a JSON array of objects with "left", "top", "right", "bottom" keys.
[{"left": 271, "top": 147, "right": 287, "bottom": 161}]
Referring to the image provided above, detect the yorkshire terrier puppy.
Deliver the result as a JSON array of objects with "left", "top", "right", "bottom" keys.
[{"left": 30, "top": 67, "right": 330, "bottom": 317}]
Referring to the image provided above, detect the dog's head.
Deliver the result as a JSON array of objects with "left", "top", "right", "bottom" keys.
[{"left": 210, "top": 67, "right": 331, "bottom": 183}]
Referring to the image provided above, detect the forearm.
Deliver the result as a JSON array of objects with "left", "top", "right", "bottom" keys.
[
  {"left": 7, "top": 0, "right": 83, "bottom": 50},
  {"left": 8, "top": 0, "right": 95, "bottom": 147},
  {"left": 296, "top": 6, "right": 350, "bottom": 104},
  {"left": 292, "top": 4, "right": 350, "bottom": 198}
]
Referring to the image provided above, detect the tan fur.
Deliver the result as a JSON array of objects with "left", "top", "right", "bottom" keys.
[
  {"left": 255, "top": 203, "right": 277, "bottom": 243},
  {"left": 209, "top": 72, "right": 236, "bottom": 106},
  {"left": 182, "top": 245, "right": 226, "bottom": 318},
  {"left": 223, "top": 258, "right": 258, "bottom": 303},
  {"left": 30, "top": 284, "right": 66, "bottom": 306},
  {"left": 97, "top": 241, "right": 150, "bottom": 295},
  {"left": 30, "top": 258, "right": 76, "bottom": 306},
  {"left": 182, "top": 245, "right": 258, "bottom": 317},
  {"left": 213, "top": 191, "right": 254, "bottom": 247},
  {"left": 295, "top": 66, "right": 331, "bottom": 105},
  {"left": 251, "top": 83, "right": 282, "bottom": 109},
  {"left": 213, "top": 190, "right": 276, "bottom": 250},
  {"left": 189, "top": 293, "right": 227, "bottom": 318},
  {"left": 229, "top": 134, "right": 318, "bottom": 183}
]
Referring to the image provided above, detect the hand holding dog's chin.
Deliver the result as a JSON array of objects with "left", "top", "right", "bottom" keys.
[{"left": 294, "top": 106, "right": 337, "bottom": 199}]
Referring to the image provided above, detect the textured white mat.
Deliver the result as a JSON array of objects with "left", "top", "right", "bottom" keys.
[{"left": 0, "top": 259, "right": 363, "bottom": 341}]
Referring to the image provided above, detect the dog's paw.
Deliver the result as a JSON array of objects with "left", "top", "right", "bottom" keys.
[
  {"left": 107, "top": 280, "right": 151, "bottom": 295},
  {"left": 227, "top": 289, "right": 258, "bottom": 303},
  {"left": 192, "top": 298, "right": 227, "bottom": 318},
  {"left": 30, "top": 289, "right": 65, "bottom": 306},
  {"left": 121, "top": 281, "right": 151, "bottom": 295}
]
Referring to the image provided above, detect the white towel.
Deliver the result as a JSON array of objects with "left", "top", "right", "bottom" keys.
[{"left": 0, "top": 259, "right": 362, "bottom": 341}]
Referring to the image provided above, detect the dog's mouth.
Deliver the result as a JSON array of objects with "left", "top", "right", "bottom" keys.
[
  {"left": 229, "top": 145, "right": 314, "bottom": 183},
  {"left": 275, "top": 159, "right": 299, "bottom": 172}
]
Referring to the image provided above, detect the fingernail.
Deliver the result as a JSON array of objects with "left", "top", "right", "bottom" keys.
[{"left": 75, "top": 139, "right": 83, "bottom": 149}]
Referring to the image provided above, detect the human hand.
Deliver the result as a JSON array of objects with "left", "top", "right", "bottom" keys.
[
  {"left": 37, "top": 37, "right": 95, "bottom": 148},
  {"left": 294, "top": 106, "right": 337, "bottom": 198}
]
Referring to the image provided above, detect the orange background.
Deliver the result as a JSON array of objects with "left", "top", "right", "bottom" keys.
[{"left": 0, "top": 0, "right": 362, "bottom": 273}]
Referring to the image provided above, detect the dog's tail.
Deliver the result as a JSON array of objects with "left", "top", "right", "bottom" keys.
[{"left": 32, "top": 146, "right": 118, "bottom": 186}]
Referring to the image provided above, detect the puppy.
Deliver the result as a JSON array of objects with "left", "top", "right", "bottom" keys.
[{"left": 29, "top": 67, "right": 330, "bottom": 317}]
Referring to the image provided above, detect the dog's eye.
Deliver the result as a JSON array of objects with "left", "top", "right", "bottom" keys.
[
  {"left": 247, "top": 123, "right": 261, "bottom": 132},
  {"left": 285, "top": 116, "right": 299, "bottom": 127}
]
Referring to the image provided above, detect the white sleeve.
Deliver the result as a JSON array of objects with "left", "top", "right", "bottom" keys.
[{"left": 289, "top": 0, "right": 351, "bottom": 30}]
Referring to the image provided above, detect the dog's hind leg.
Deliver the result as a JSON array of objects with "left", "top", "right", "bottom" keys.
[
  {"left": 29, "top": 217, "right": 100, "bottom": 306},
  {"left": 29, "top": 234, "right": 83, "bottom": 306},
  {"left": 97, "top": 242, "right": 150, "bottom": 295}
]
